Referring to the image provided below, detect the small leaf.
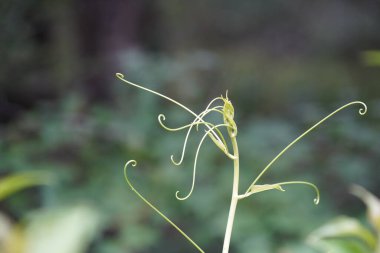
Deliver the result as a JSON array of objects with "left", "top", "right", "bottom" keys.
[
  {"left": 207, "top": 130, "right": 227, "bottom": 152},
  {"left": 351, "top": 185, "right": 380, "bottom": 233},
  {"left": 307, "top": 216, "right": 376, "bottom": 251},
  {"left": 248, "top": 184, "right": 285, "bottom": 194}
]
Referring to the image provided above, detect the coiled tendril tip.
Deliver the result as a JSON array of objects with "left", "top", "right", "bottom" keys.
[
  {"left": 358, "top": 102, "right": 367, "bottom": 115},
  {"left": 276, "top": 181, "right": 320, "bottom": 206},
  {"left": 116, "top": 73, "right": 124, "bottom": 79},
  {"left": 158, "top": 114, "right": 165, "bottom": 121},
  {"left": 171, "top": 155, "right": 182, "bottom": 166},
  {"left": 175, "top": 190, "right": 189, "bottom": 201},
  {"left": 124, "top": 159, "right": 137, "bottom": 169}
]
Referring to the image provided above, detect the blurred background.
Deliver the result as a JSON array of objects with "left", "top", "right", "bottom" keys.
[{"left": 1, "top": 1, "right": 380, "bottom": 253}]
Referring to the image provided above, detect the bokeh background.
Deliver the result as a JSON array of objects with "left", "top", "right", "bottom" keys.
[{"left": 1, "top": 1, "right": 380, "bottom": 253}]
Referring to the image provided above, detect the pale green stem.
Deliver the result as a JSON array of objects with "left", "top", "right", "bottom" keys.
[{"left": 222, "top": 136, "right": 240, "bottom": 253}]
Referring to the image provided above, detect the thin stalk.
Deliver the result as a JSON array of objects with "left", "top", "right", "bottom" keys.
[{"left": 222, "top": 136, "right": 240, "bottom": 253}]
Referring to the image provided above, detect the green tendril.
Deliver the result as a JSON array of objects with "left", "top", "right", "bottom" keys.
[
  {"left": 195, "top": 107, "right": 224, "bottom": 131},
  {"left": 195, "top": 96, "right": 225, "bottom": 131},
  {"left": 158, "top": 114, "right": 212, "bottom": 132},
  {"left": 123, "top": 160, "right": 205, "bottom": 253},
  {"left": 203, "top": 96, "right": 225, "bottom": 116},
  {"left": 158, "top": 107, "right": 223, "bottom": 134},
  {"left": 168, "top": 107, "right": 224, "bottom": 166},
  {"left": 116, "top": 73, "right": 198, "bottom": 117},
  {"left": 246, "top": 101, "right": 367, "bottom": 194},
  {"left": 117, "top": 73, "right": 229, "bottom": 165},
  {"left": 176, "top": 123, "right": 229, "bottom": 201},
  {"left": 116, "top": 73, "right": 223, "bottom": 142},
  {"left": 239, "top": 181, "right": 319, "bottom": 205},
  {"left": 276, "top": 181, "right": 320, "bottom": 205}
]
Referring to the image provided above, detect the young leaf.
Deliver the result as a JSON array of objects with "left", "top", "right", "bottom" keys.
[{"left": 248, "top": 184, "right": 285, "bottom": 194}]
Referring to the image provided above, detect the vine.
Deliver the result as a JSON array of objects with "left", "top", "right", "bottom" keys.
[{"left": 117, "top": 73, "right": 367, "bottom": 253}]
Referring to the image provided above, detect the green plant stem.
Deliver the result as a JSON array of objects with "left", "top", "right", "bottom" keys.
[{"left": 222, "top": 136, "right": 240, "bottom": 253}]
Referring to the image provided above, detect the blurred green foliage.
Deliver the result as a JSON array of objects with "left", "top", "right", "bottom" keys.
[
  {"left": 1, "top": 0, "right": 380, "bottom": 253},
  {"left": 1, "top": 50, "right": 379, "bottom": 251},
  {"left": 308, "top": 185, "right": 380, "bottom": 253},
  {"left": 362, "top": 51, "right": 380, "bottom": 67},
  {"left": 0, "top": 171, "right": 51, "bottom": 201}
]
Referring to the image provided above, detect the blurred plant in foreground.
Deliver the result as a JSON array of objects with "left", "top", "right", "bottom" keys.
[
  {"left": 0, "top": 171, "right": 51, "bottom": 201},
  {"left": 0, "top": 172, "right": 101, "bottom": 253},
  {"left": 308, "top": 185, "right": 380, "bottom": 253}
]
